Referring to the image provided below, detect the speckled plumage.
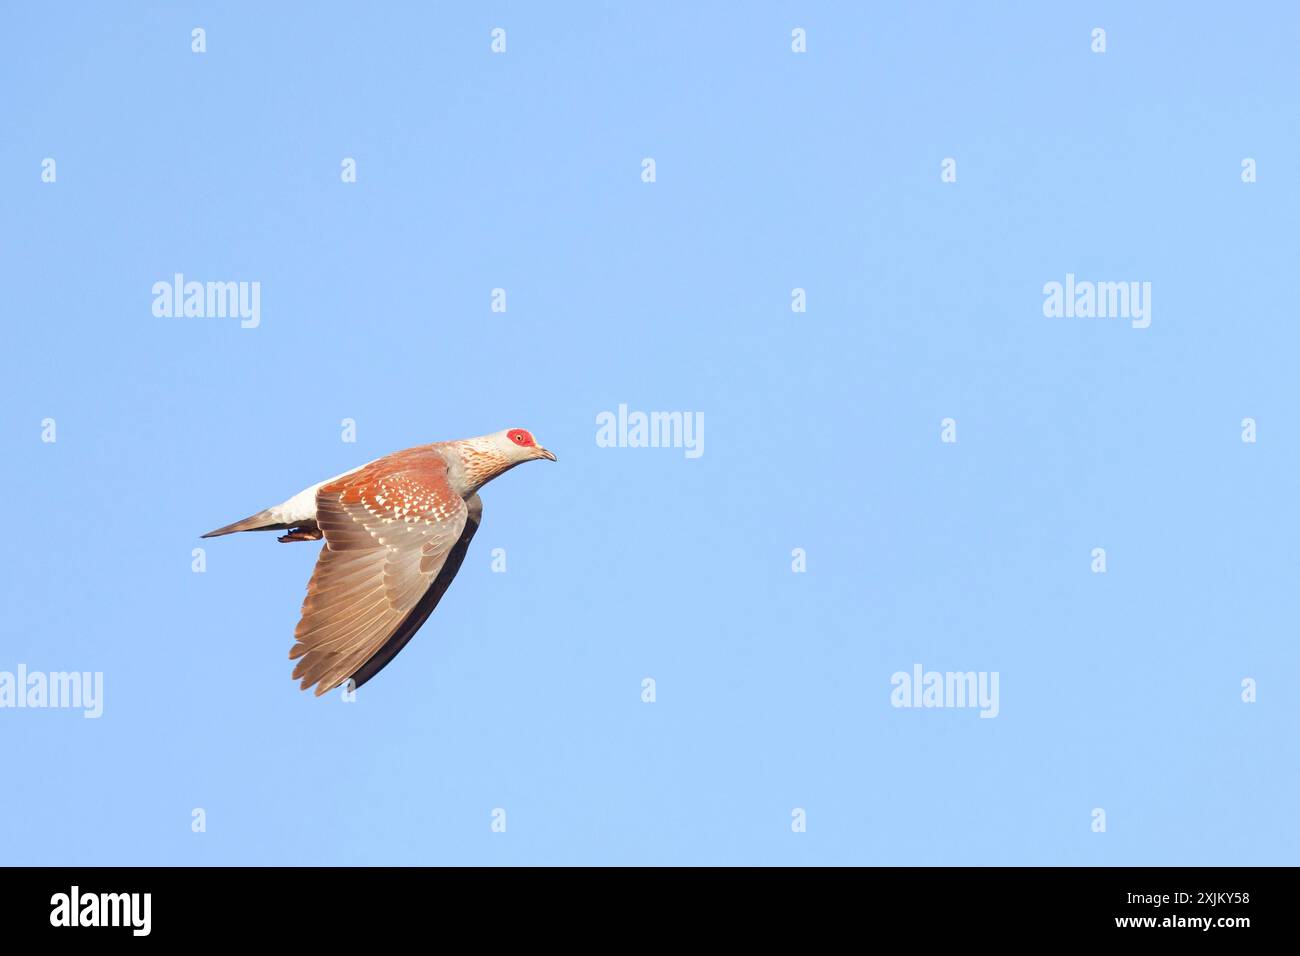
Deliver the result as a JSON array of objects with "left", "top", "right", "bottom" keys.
[{"left": 202, "top": 429, "right": 556, "bottom": 695}]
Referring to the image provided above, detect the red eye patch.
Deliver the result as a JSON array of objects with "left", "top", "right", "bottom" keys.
[{"left": 507, "top": 429, "right": 534, "bottom": 446}]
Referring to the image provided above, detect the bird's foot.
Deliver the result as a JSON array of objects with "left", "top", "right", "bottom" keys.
[{"left": 278, "top": 528, "right": 324, "bottom": 543}]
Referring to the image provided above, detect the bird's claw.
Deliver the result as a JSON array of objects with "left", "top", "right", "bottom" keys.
[{"left": 278, "top": 528, "right": 324, "bottom": 543}]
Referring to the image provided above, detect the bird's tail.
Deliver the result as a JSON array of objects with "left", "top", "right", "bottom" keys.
[{"left": 201, "top": 508, "right": 289, "bottom": 539}]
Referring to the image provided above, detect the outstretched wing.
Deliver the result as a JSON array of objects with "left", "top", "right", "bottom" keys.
[
  {"left": 289, "top": 450, "right": 471, "bottom": 695},
  {"left": 349, "top": 494, "right": 481, "bottom": 691}
]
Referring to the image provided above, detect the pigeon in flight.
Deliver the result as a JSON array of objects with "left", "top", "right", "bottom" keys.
[{"left": 202, "top": 428, "right": 556, "bottom": 695}]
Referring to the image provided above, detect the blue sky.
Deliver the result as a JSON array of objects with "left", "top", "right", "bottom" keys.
[{"left": 2, "top": 2, "right": 1297, "bottom": 865}]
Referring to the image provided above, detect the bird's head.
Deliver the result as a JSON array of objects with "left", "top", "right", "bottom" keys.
[
  {"left": 497, "top": 427, "right": 558, "bottom": 464},
  {"left": 454, "top": 428, "right": 557, "bottom": 493}
]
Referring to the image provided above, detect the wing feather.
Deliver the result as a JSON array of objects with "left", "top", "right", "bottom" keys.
[{"left": 288, "top": 449, "right": 472, "bottom": 695}]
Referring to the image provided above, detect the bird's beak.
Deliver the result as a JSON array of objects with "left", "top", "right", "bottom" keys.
[{"left": 538, "top": 447, "right": 557, "bottom": 462}]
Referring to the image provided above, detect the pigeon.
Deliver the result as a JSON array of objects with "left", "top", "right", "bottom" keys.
[{"left": 202, "top": 428, "right": 556, "bottom": 695}]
